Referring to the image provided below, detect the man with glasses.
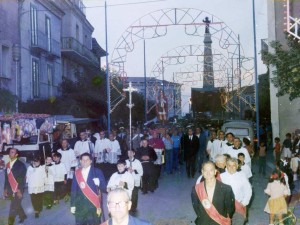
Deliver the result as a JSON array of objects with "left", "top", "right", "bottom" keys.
[
  {"left": 101, "top": 188, "right": 152, "bottom": 225},
  {"left": 71, "top": 153, "right": 106, "bottom": 225}
]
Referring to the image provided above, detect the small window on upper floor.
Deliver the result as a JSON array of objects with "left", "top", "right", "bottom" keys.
[{"left": 1, "top": 45, "right": 9, "bottom": 78}]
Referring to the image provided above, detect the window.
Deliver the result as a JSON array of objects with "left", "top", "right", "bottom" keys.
[
  {"left": 32, "top": 59, "right": 39, "bottom": 98},
  {"left": 30, "top": 5, "right": 38, "bottom": 45},
  {"left": 1, "top": 45, "right": 9, "bottom": 77},
  {"left": 45, "top": 16, "right": 51, "bottom": 52},
  {"left": 76, "top": 24, "right": 79, "bottom": 40},
  {"left": 47, "top": 64, "right": 53, "bottom": 96}
]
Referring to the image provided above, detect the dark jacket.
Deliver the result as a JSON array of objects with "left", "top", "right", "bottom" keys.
[
  {"left": 191, "top": 180, "right": 235, "bottom": 225},
  {"left": 71, "top": 166, "right": 107, "bottom": 211},
  {"left": 4, "top": 159, "right": 26, "bottom": 195},
  {"left": 136, "top": 146, "right": 157, "bottom": 162},
  {"left": 181, "top": 134, "right": 199, "bottom": 160}
]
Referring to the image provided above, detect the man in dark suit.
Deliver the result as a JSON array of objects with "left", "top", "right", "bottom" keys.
[
  {"left": 4, "top": 148, "right": 27, "bottom": 225},
  {"left": 71, "top": 153, "right": 107, "bottom": 225},
  {"left": 182, "top": 128, "right": 199, "bottom": 178},
  {"left": 191, "top": 161, "right": 235, "bottom": 225},
  {"left": 195, "top": 127, "right": 208, "bottom": 173},
  {"left": 102, "top": 188, "right": 153, "bottom": 225}
]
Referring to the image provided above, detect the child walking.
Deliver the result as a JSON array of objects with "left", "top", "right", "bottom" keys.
[
  {"left": 26, "top": 156, "right": 46, "bottom": 218},
  {"left": 259, "top": 141, "right": 267, "bottom": 176},
  {"left": 273, "top": 137, "right": 281, "bottom": 164},
  {"left": 264, "top": 169, "right": 290, "bottom": 225}
]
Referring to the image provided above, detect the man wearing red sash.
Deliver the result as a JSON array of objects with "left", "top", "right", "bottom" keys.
[
  {"left": 191, "top": 161, "right": 235, "bottom": 225},
  {"left": 220, "top": 157, "right": 252, "bottom": 225},
  {"left": 4, "top": 148, "right": 27, "bottom": 225},
  {"left": 71, "top": 153, "right": 106, "bottom": 225}
]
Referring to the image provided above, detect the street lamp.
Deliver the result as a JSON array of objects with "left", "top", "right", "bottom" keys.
[
  {"left": 12, "top": 44, "right": 21, "bottom": 113},
  {"left": 252, "top": 0, "right": 260, "bottom": 146}
]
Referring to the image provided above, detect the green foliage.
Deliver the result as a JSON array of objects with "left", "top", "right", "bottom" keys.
[
  {"left": 0, "top": 88, "right": 17, "bottom": 113},
  {"left": 20, "top": 71, "right": 106, "bottom": 118},
  {"left": 262, "top": 35, "right": 300, "bottom": 100}
]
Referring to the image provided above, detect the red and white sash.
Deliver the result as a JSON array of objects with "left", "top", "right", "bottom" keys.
[
  {"left": 6, "top": 162, "right": 18, "bottom": 193},
  {"left": 195, "top": 182, "right": 231, "bottom": 225},
  {"left": 75, "top": 169, "right": 100, "bottom": 209},
  {"left": 235, "top": 200, "right": 246, "bottom": 218}
]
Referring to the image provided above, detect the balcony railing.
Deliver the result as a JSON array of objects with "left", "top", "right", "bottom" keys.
[
  {"left": 30, "top": 30, "right": 60, "bottom": 57},
  {"left": 72, "top": 0, "right": 86, "bottom": 15},
  {"left": 61, "top": 37, "right": 99, "bottom": 67}
]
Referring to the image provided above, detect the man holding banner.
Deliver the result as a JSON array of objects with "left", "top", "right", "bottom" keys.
[
  {"left": 71, "top": 153, "right": 106, "bottom": 225},
  {"left": 4, "top": 148, "right": 27, "bottom": 225}
]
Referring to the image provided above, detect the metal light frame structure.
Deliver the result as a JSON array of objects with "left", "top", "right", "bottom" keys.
[
  {"left": 110, "top": 8, "right": 256, "bottom": 117},
  {"left": 285, "top": 0, "right": 300, "bottom": 40}
]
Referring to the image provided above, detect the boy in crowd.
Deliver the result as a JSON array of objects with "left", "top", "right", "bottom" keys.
[{"left": 52, "top": 152, "right": 67, "bottom": 204}]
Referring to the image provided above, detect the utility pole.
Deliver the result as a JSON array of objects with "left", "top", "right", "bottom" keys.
[
  {"left": 123, "top": 82, "right": 137, "bottom": 151},
  {"left": 105, "top": 1, "right": 111, "bottom": 132}
]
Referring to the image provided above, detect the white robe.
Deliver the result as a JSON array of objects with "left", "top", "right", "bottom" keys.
[
  {"left": 52, "top": 163, "right": 67, "bottom": 182},
  {"left": 58, "top": 148, "right": 77, "bottom": 179},
  {"left": 220, "top": 171, "right": 252, "bottom": 206},
  {"left": 126, "top": 158, "right": 143, "bottom": 187},
  {"left": 26, "top": 165, "right": 46, "bottom": 194},
  {"left": 45, "top": 164, "right": 55, "bottom": 192},
  {"left": 107, "top": 171, "right": 134, "bottom": 198}
]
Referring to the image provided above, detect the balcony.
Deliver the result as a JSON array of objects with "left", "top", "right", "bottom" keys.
[
  {"left": 30, "top": 30, "right": 61, "bottom": 58},
  {"left": 61, "top": 37, "right": 100, "bottom": 69}
]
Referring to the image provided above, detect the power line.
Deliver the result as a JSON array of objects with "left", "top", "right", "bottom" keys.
[{"left": 85, "top": 0, "right": 168, "bottom": 8}]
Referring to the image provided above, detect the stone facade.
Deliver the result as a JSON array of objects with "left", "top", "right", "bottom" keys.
[
  {"left": 0, "top": 0, "right": 105, "bottom": 106},
  {"left": 267, "top": 0, "right": 300, "bottom": 139}
]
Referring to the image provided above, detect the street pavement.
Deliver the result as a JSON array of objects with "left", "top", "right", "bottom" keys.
[{"left": 1, "top": 155, "right": 300, "bottom": 225}]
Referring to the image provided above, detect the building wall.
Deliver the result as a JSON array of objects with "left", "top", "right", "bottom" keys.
[
  {"left": 0, "top": 1, "right": 18, "bottom": 95},
  {"left": 268, "top": 0, "right": 300, "bottom": 140},
  {"left": 19, "top": 0, "right": 63, "bottom": 101}
]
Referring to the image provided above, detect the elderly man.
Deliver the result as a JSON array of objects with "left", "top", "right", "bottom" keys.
[
  {"left": 71, "top": 153, "right": 106, "bottom": 225},
  {"left": 192, "top": 162, "right": 235, "bottom": 225},
  {"left": 101, "top": 188, "right": 153, "bottom": 225},
  {"left": 220, "top": 157, "right": 252, "bottom": 225}
]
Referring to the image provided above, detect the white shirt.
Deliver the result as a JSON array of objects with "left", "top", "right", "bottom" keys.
[
  {"left": 107, "top": 171, "right": 134, "bottom": 197},
  {"left": 241, "top": 164, "right": 252, "bottom": 179},
  {"left": 45, "top": 164, "right": 55, "bottom": 191},
  {"left": 206, "top": 139, "right": 217, "bottom": 160},
  {"left": 81, "top": 165, "right": 91, "bottom": 182},
  {"left": 227, "top": 147, "right": 252, "bottom": 168},
  {"left": 220, "top": 171, "right": 252, "bottom": 206},
  {"left": 74, "top": 140, "right": 93, "bottom": 157},
  {"left": 58, "top": 148, "right": 77, "bottom": 179},
  {"left": 126, "top": 158, "right": 143, "bottom": 187},
  {"left": 94, "top": 138, "right": 110, "bottom": 154},
  {"left": 26, "top": 165, "right": 46, "bottom": 194},
  {"left": 53, "top": 163, "right": 67, "bottom": 182}
]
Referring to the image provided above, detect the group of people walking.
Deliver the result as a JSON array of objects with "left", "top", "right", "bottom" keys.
[{"left": 1, "top": 125, "right": 299, "bottom": 225}]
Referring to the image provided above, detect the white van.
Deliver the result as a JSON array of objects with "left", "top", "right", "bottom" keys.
[{"left": 221, "top": 120, "right": 254, "bottom": 144}]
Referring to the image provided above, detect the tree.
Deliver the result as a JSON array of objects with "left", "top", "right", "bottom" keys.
[
  {"left": 261, "top": 35, "right": 300, "bottom": 100},
  {"left": 0, "top": 88, "right": 17, "bottom": 113},
  {"left": 20, "top": 70, "right": 107, "bottom": 119}
]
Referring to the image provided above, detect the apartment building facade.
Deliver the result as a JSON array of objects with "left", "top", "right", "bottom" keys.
[{"left": 0, "top": 0, "right": 105, "bottom": 108}]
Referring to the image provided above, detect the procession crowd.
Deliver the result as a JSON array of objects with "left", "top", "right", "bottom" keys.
[{"left": 0, "top": 125, "right": 300, "bottom": 225}]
